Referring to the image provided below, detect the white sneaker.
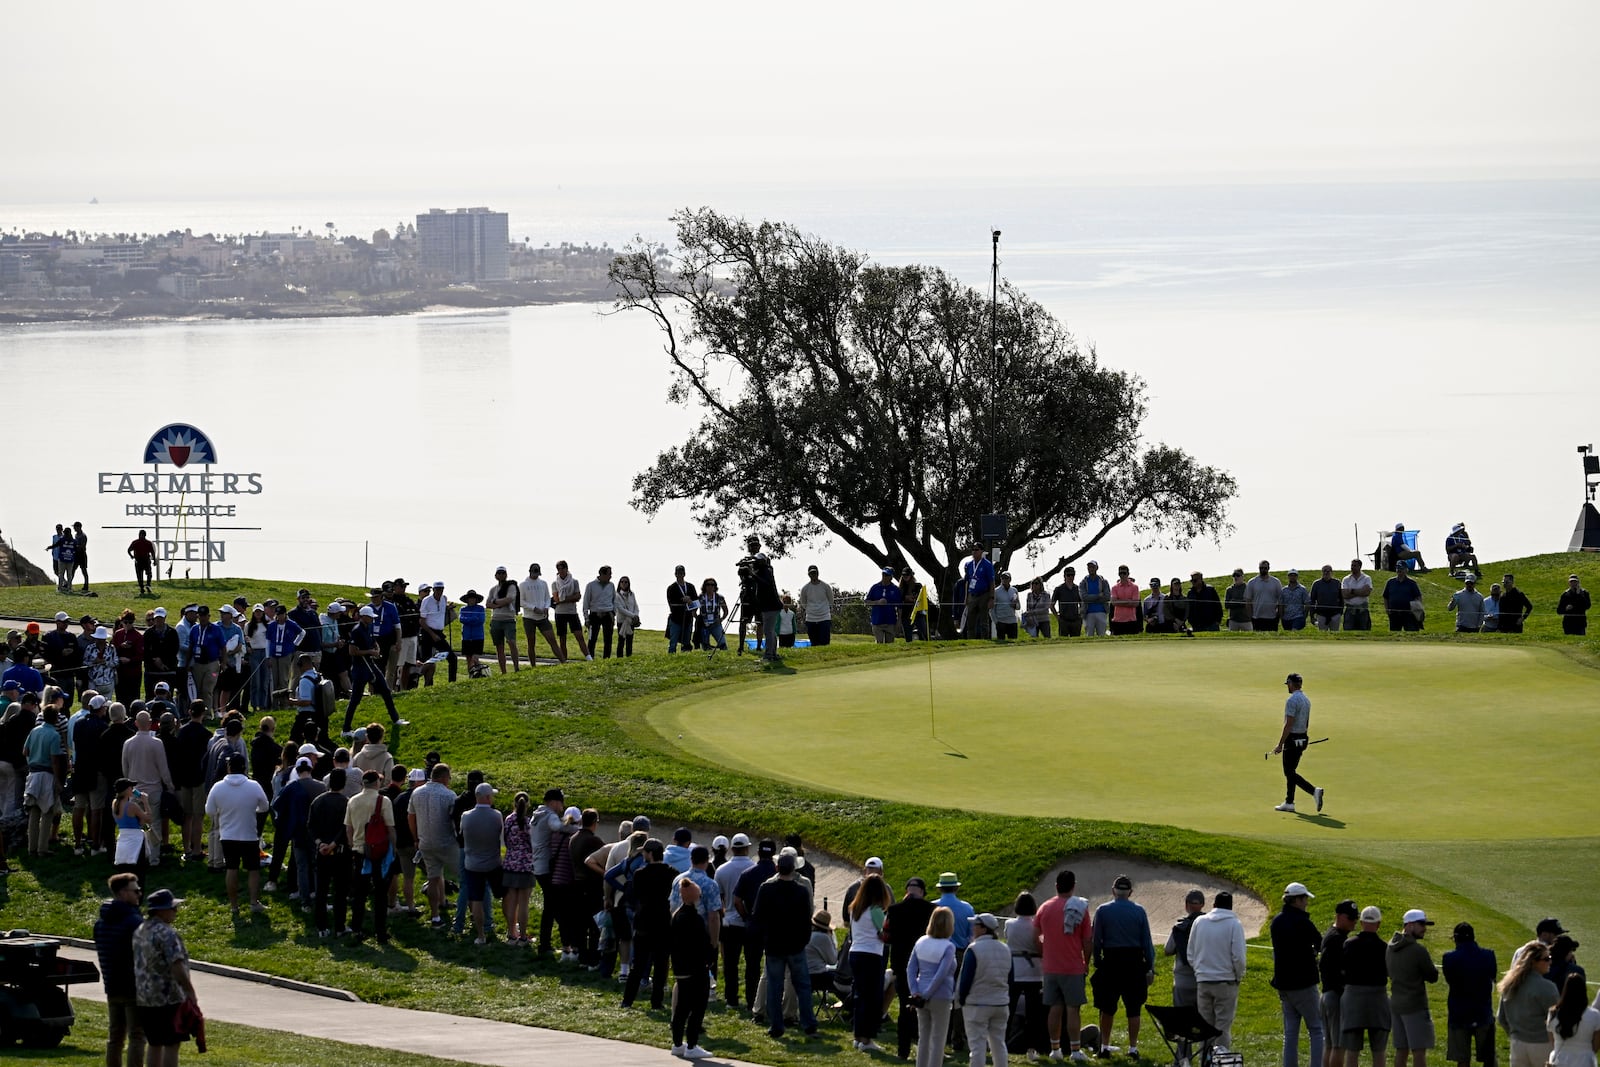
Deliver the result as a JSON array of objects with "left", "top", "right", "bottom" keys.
[
  {"left": 684, "top": 1048, "right": 711, "bottom": 1060},
  {"left": 859, "top": 1040, "right": 884, "bottom": 1052},
  {"left": 585, "top": 654, "right": 594, "bottom": 661},
  {"left": 1071, "top": 1052, "right": 1090, "bottom": 1063},
  {"left": 1027, "top": 1052, "right": 1040, "bottom": 1063},
  {"left": 670, "top": 1044, "right": 686, "bottom": 1058},
  {"left": 263, "top": 881, "right": 277, "bottom": 893},
  {"left": 1275, "top": 802, "right": 1296, "bottom": 812},
  {"left": 1048, "top": 1050, "right": 1065, "bottom": 1062},
  {"left": 1314, "top": 786, "right": 1325, "bottom": 812}
]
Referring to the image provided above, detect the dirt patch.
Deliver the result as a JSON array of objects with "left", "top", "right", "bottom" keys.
[{"left": 1031, "top": 852, "right": 1269, "bottom": 938}]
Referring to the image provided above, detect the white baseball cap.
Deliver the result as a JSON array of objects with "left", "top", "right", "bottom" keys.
[
  {"left": 1402, "top": 909, "right": 1435, "bottom": 926},
  {"left": 359, "top": 605, "right": 377, "bottom": 617},
  {"left": 1283, "top": 882, "right": 1315, "bottom": 899},
  {"left": 730, "top": 833, "right": 751, "bottom": 847},
  {"left": 864, "top": 856, "right": 884, "bottom": 870},
  {"left": 152, "top": 607, "right": 168, "bottom": 618}
]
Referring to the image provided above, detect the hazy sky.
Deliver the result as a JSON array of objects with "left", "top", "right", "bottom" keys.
[{"left": 7, "top": 0, "right": 1598, "bottom": 201}]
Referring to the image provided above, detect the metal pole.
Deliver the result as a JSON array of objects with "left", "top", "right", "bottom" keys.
[
  {"left": 989, "top": 229, "right": 1000, "bottom": 514},
  {"left": 364, "top": 541, "right": 369, "bottom": 588}
]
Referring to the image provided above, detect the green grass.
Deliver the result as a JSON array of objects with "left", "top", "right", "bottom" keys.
[
  {"left": 11, "top": 999, "right": 484, "bottom": 1065},
  {"left": 1, "top": 554, "right": 1596, "bottom": 1066},
  {"left": 653, "top": 639, "right": 1600, "bottom": 840}
]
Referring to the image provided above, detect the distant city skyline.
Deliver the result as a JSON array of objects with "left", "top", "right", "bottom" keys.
[{"left": 6, "top": 0, "right": 1597, "bottom": 203}]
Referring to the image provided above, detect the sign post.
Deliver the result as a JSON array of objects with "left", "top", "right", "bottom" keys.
[{"left": 97, "top": 424, "right": 263, "bottom": 580}]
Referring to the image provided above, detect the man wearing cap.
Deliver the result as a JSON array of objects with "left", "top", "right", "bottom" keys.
[
  {"left": 132, "top": 887, "right": 197, "bottom": 1067},
  {"left": 113, "top": 611, "right": 146, "bottom": 707},
  {"left": 2, "top": 650, "right": 45, "bottom": 701},
  {"left": 205, "top": 751, "right": 270, "bottom": 916},
  {"left": 269, "top": 755, "right": 327, "bottom": 903},
  {"left": 1282, "top": 569, "right": 1312, "bottom": 631},
  {"left": 1495, "top": 574, "right": 1533, "bottom": 633},
  {"left": 797, "top": 565, "right": 834, "bottom": 646},
  {"left": 1080, "top": 561, "right": 1110, "bottom": 637},
  {"left": 568, "top": 809, "right": 607, "bottom": 964},
  {"left": 70, "top": 694, "right": 111, "bottom": 854},
  {"left": 715, "top": 831, "right": 757, "bottom": 1005},
  {"left": 1091, "top": 875, "right": 1156, "bottom": 1059},
  {"left": 1341, "top": 906, "right": 1392, "bottom": 1067},
  {"left": 665, "top": 565, "right": 695, "bottom": 654},
  {"left": 962, "top": 544, "right": 996, "bottom": 640},
  {"left": 1275, "top": 883, "right": 1327, "bottom": 1067},
  {"left": 883, "top": 875, "right": 937, "bottom": 1058},
  {"left": 516, "top": 565, "right": 560, "bottom": 663},
  {"left": 621, "top": 838, "right": 679, "bottom": 1009},
  {"left": 752, "top": 846, "right": 819, "bottom": 1038},
  {"left": 484, "top": 569, "right": 523, "bottom": 673},
  {"left": 1188, "top": 891, "right": 1246, "bottom": 1056},
  {"left": 344, "top": 604, "right": 403, "bottom": 733},
  {"left": 1389, "top": 524, "right": 1430, "bottom": 571},
  {"left": 418, "top": 581, "right": 453, "bottom": 662},
  {"left": 1441, "top": 921, "right": 1496, "bottom": 1067},
  {"left": 344, "top": 767, "right": 397, "bottom": 944},
  {"left": 1274, "top": 672, "right": 1324, "bottom": 814},
  {"left": 1309, "top": 565, "right": 1345, "bottom": 632},
  {"left": 1222, "top": 568, "right": 1252, "bottom": 632},
  {"left": 1555, "top": 574, "right": 1590, "bottom": 636},
  {"left": 1052, "top": 566, "right": 1085, "bottom": 638},
  {"left": 186, "top": 606, "right": 227, "bottom": 713},
  {"left": 142, "top": 609, "right": 179, "bottom": 700},
  {"left": 867, "top": 567, "right": 904, "bottom": 644},
  {"left": 1446, "top": 577, "right": 1487, "bottom": 633},
  {"left": 1164, "top": 888, "right": 1206, "bottom": 1008},
  {"left": 958, "top": 912, "right": 1013, "bottom": 1066},
  {"left": 993, "top": 571, "right": 1022, "bottom": 640},
  {"left": 1387, "top": 910, "right": 1440, "bottom": 1067},
  {"left": 1341, "top": 560, "right": 1374, "bottom": 632},
  {"left": 1444, "top": 524, "right": 1479, "bottom": 577},
  {"left": 1037, "top": 868, "right": 1095, "bottom": 1062},
  {"left": 1247, "top": 560, "right": 1285, "bottom": 632},
  {"left": 43, "top": 611, "right": 84, "bottom": 704},
  {"left": 732, "top": 838, "right": 780, "bottom": 1010},
  {"left": 264, "top": 604, "right": 304, "bottom": 708},
  {"left": 288, "top": 591, "right": 322, "bottom": 671},
  {"left": 1320, "top": 900, "right": 1360, "bottom": 1067},
  {"left": 387, "top": 579, "right": 420, "bottom": 688}
]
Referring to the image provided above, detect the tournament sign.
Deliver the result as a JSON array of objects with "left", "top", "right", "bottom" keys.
[{"left": 97, "top": 423, "right": 263, "bottom": 579}]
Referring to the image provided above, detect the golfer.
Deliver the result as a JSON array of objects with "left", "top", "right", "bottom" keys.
[{"left": 1272, "top": 673, "right": 1324, "bottom": 814}]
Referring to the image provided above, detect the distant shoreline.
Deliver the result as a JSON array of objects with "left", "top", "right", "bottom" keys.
[{"left": 0, "top": 283, "right": 618, "bottom": 325}]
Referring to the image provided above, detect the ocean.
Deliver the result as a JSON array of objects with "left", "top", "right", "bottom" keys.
[{"left": 4, "top": 179, "right": 1597, "bottom": 613}]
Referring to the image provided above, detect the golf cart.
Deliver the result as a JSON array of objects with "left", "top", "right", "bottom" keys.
[{"left": 0, "top": 931, "right": 99, "bottom": 1048}]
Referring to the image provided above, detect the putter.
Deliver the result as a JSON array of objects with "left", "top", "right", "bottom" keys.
[{"left": 1265, "top": 737, "right": 1330, "bottom": 760}]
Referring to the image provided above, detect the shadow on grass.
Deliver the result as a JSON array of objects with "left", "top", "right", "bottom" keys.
[{"left": 1294, "top": 813, "right": 1347, "bottom": 830}]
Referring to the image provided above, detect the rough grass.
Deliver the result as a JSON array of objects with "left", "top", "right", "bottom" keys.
[{"left": 1, "top": 554, "right": 1595, "bottom": 1065}]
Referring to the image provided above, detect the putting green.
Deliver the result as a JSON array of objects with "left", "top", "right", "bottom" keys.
[{"left": 651, "top": 641, "right": 1600, "bottom": 842}]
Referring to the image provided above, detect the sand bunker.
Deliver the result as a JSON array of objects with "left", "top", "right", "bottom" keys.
[{"left": 1031, "top": 852, "right": 1269, "bottom": 938}]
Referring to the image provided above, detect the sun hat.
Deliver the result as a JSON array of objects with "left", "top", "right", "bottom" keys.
[
  {"left": 813, "top": 909, "right": 832, "bottom": 929},
  {"left": 1283, "top": 882, "right": 1315, "bottom": 898},
  {"left": 1402, "top": 909, "right": 1434, "bottom": 926},
  {"left": 145, "top": 889, "right": 183, "bottom": 910},
  {"left": 936, "top": 872, "right": 961, "bottom": 889},
  {"left": 1360, "top": 905, "right": 1382, "bottom": 923}
]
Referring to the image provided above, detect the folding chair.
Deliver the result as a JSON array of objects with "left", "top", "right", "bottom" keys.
[{"left": 1145, "top": 1004, "right": 1230, "bottom": 1067}]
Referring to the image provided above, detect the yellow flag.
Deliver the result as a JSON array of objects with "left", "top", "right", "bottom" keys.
[{"left": 914, "top": 584, "right": 928, "bottom": 616}]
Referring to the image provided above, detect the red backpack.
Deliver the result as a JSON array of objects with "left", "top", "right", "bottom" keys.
[{"left": 363, "top": 800, "right": 390, "bottom": 860}]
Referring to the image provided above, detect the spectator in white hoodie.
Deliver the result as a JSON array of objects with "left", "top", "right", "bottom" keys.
[{"left": 1187, "top": 891, "right": 1247, "bottom": 1053}]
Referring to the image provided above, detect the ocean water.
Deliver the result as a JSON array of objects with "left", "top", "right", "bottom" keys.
[{"left": 3, "top": 180, "right": 1596, "bottom": 612}]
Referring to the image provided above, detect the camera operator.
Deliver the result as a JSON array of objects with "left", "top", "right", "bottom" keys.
[{"left": 737, "top": 535, "right": 783, "bottom": 662}]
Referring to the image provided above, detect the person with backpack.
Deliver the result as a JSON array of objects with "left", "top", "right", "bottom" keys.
[{"left": 343, "top": 768, "right": 396, "bottom": 944}]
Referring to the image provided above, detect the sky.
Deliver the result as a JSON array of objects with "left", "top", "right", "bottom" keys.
[{"left": 5, "top": 0, "right": 1598, "bottom": 202}]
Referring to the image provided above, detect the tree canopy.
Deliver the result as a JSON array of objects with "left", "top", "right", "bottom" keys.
[{"left": 610, "top": 207, "right": 1237, "bottom": 613}]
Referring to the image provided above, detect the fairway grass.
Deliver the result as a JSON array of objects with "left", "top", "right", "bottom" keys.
[{"left": 653, "top": 640, "right": 1600, "bottom": 842}]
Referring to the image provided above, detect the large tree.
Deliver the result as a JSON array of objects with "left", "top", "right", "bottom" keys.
[{"left": 610, "top": 208, "right": 1236, "bottom": 625}]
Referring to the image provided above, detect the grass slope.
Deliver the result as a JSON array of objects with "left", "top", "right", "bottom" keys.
[{"left": 0, "top": 554, "right": 1595, "bottom": 1066}]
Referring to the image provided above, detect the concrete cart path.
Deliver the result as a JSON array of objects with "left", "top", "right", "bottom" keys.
[{"left": 60, "top": 946, "right": 767, "bottom": 1067}]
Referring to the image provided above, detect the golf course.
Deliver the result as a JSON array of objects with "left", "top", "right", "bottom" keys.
[{"left": 2, "top": 554, "right": 1596, "bottom": 1065}]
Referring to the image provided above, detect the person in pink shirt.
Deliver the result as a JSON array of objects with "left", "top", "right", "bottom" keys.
[
  {"left": 1034, "top": 869, "right": 1094, "bottom": 1061},
  {"left": 1110, "top": 567, "right": 1142, "bottom": 636}
]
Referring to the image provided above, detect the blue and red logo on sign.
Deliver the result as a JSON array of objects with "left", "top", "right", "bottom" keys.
[{"left": 142, "top": 424, "right": 217, "bottom": 468}]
